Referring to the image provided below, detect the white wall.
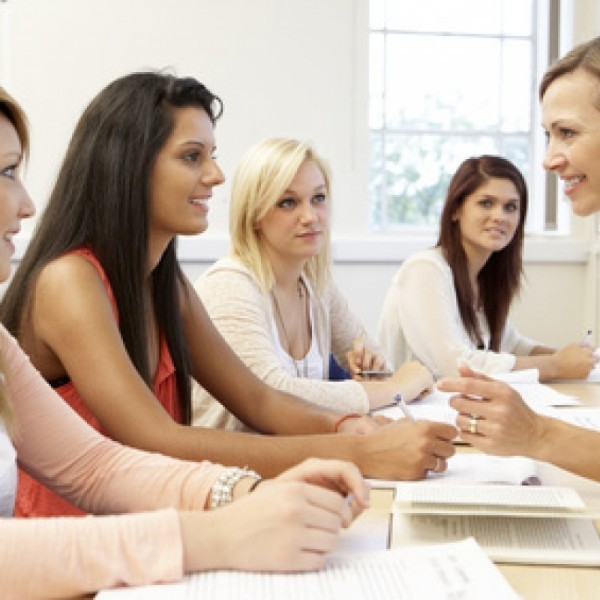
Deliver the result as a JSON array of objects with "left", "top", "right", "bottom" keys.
[{"left": 2, "top": 0, "right": 599, "bottom": 347}]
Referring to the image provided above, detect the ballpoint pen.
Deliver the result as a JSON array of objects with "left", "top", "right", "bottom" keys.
[
  {"left": 581, "top": 329, "right": 593, "bottom": 346},
  {"left": 359, "top": 369, "right": 393, "bottom": 378},
  {"left": 394, "top": 393, "right": 414, "bottom": 421}
]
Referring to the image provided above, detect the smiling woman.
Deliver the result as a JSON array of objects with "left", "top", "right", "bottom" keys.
[
  {"left": 541, "top": 69, "right": 600, "bottom": 217},
  {"left": 377, "top": 154, "right": 597, "bottom": 381},
  {"left": 0, "top": 72, "right": 460, "bottom": 524}
]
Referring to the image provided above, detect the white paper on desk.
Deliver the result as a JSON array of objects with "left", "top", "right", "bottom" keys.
[
  {"left": 428, "top": 455, "right": 541, "bottom": 486},
  {"left": 374, "top": 387, "right": 458, "bottom": 424},
  {"left": 367, "top": 455, "right": 541, "bottom": 489},
  {"left": 393, "top": 513, "right": 600, "bottom": 566},
  {"left": 96, "top": 538, "right": 520, "bottom": 600},
  {"left": 585, "top": 364, "right": 600, "bottom": 382},
  {"left": 490, "top": 369, "right": 580, "bottom": 407},
  {"left": 395, "top": 482, "right": 587, "bottom": 514},
  {"left": 538, "top": 406, "right": 600, "bottom": 430}
]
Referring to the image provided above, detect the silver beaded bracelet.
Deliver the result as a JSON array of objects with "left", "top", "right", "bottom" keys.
[{"left": 209, "top": 466, "right": 261, "bottom": 510}]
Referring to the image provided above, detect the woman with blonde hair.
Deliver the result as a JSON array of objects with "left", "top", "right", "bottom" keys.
[{"left": 193, "top": 138, "right": 440, "bottom": 437}]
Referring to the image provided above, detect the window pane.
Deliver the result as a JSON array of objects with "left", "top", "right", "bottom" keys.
[
  {"left": 502, "top": 0, "right": 533, "bottom": 35},
  {"left": 369, "top": 132, "right": 385, "bottom": 227},
  {"left": 500, "top": 39, "right": 533, "bottom": 132},
  {"left": 384, "top": 0, "right": 503, "bottom": 34},
  {"left": 369, "top": 33, "right": 384, "bottom": 129},
  {"left": 385, "top": 35, "right": 505, "bottom": 130},
  {"left": 369, "top": 0, "right": 385, "bottom": 29},
  {"left": 377, "top": 134, "right": 513, "bottom": 228}
]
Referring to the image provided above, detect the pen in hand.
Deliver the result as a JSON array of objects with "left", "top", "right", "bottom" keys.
[{"left": 394, "top": 394, "right": 414, "bottom": 422}]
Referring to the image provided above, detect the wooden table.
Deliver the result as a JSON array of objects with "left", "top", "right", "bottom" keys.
[{"left": 344, "top": 382, "right": 600, "bottom": 600}]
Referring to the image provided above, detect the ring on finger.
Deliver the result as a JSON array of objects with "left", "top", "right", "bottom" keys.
[{"left": 468, "top": 417, "right": 479, "bottom": 434}]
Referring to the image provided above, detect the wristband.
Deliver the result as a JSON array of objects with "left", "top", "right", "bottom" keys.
[
  {"left": 209, "top": 466, "right": 261, "bottom": 509},
  {"left": 332, "top": 412, "right": 362, "bottom": 433}
]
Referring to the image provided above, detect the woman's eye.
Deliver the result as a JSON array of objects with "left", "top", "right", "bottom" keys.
[
  {"left": 1, "top": 165, "right": 17, "bottom": 179},
  {"left": 478, "top": 199, "right": 492, "bottom": 208},
  {"left": 505, "top": 202, "right": 519, "bottom": 213},
  {"left": 313, "top": 193, "right": 327, "bottom": 204},
  {"left": 278, "top": 198, "right": 296, "bottom": 209},
  {"left": 559, "top": 128, "right": 575, "bottom": 139},
  {"left": 183, "top": 151, "right": 200, "bottom": 163}
]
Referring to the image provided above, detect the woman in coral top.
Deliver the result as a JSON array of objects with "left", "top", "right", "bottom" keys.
[{"left": 0, "top": 84, "right": 368, "bottom": 599}]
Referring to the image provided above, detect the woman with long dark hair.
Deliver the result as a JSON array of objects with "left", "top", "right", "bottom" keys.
[
  {"left": 378, "top": 155, "right": 595, "bottom": 380},
  {"left": 1, "top": 72, "right": 457, "bottom": 518},
  {"left": 0, "top": 84, "right": 369, "bottom": 599},
  {"left": 442, "top": 37, "right": 600, "bottom": 483}
]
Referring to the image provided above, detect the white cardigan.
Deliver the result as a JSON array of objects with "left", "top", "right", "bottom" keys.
[
  {"left": 378, "top": 248, "right": 537, "bottom": 378},
  {"left": 192, "top": 257, "right": 380, "bottom": 430}
]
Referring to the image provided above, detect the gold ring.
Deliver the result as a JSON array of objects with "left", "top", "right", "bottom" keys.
[{"left": 468, "top": 417, "right": 478, "bottom": 434}]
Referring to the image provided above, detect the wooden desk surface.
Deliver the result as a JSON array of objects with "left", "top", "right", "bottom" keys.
[{"left": 357, "top": 382, "right": 600, "bottom": 600}]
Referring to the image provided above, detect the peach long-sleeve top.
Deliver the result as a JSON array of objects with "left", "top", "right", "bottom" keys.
[{"left": 0, "top": 325, "right": 225, "bottom": 598}]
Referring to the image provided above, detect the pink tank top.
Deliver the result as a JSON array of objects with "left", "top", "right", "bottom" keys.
[{"left": 16, "top": 248, "right": 179, "bottom": 517}]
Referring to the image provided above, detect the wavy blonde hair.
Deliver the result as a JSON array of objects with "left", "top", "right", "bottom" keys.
[
  {"left": 0, "top": 86, "right": 29, "bottom": 436},
  {"left": 229, "top": 138, "right": 332, "bottom": 293}
]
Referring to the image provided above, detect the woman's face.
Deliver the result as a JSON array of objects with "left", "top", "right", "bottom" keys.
[
  {"left": 542, "top": 69, "right": 600, "bottom": 217},
  {"left": 149, "top": 106, "right": 225, "bottom": 249},
  {"left": 453, "top": 177, "right": 521, "bottom": 266},
  {"left": 255, "top": 159, "right": 330, "bottom": 268},
  {"left": 0, "top": 113, "right": 34, "bottom": 282}
]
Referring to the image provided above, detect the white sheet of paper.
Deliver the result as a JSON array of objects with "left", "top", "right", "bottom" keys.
[
  {"left": 96, "top": 538, "right": 520, "bottom": 599},
  {"left": 368, "top": 454, "right": 541, "bottom": 489},
  {"left": 393, "top": 513, "right": 600, "bottom": 566}
]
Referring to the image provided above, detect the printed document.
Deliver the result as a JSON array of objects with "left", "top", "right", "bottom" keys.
[{"left": 95, "top": 538, "right": 520, "bottom": 599}]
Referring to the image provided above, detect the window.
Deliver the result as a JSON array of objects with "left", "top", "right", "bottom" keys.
[{"left": 369, "top": 0, "right": 564, "bottom": 234}]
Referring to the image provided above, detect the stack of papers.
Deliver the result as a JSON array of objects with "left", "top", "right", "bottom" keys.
[{"left": 393, "top": 482, "right": 600, "bottom": 565}]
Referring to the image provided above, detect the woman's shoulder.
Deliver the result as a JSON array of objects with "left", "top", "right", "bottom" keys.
[
  {"left": 398, "top": 247, "right": 450, "bottom": 276},
  {"left": 196, "top": 256, "right": 264, "bottom": 300},
  {"left": 36, "top": 251, "right": 106, "bottom": 293}
]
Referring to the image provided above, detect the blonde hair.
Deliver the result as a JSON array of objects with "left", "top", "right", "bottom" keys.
[
  {"left": 229, "top": 138, "right": 332, "bottom": 293},
  {"left": 0, "top": 86, "right": 29, "bottom": 436}
]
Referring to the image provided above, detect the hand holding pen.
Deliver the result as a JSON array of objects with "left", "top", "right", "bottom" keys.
[
  {"left": 347, "top": 336, "right": 388, "bottom": 380},
  {"left": 551, "top": 331, "right": 598, "bottom": 380}
]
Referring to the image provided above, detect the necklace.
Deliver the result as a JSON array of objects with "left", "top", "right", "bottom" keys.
[{"left": 271, "top": 279, "right": 309, "bottom": 378}]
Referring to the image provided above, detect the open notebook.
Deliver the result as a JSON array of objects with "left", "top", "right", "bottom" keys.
[{"left": 393, "top": 482, "right": 600, "bottom": 566}]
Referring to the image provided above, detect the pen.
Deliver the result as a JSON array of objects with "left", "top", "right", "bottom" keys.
[
  {"left": 394, "top": 394, "right": 414, "bottom": 421},
  {"left": 581, "top": 329, "right": 593, "bottom": 346},
  {"left": 360, "top": 369, "right": 393, "bottom": 378}
]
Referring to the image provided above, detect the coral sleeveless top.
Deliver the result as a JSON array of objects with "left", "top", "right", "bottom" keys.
[{"left": 16, "top": 248, "right": 179, "bottom": 517}]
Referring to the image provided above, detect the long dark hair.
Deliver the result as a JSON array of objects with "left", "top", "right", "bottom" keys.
[
  {"left": 0, "top": 72, "right": 223, "bottom": 424},
  {"left": 437, "top": 155, "right": 528, "bottom": 351}
]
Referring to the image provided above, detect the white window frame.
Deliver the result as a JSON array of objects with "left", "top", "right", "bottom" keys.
[{"left": 368, "top": 0, "right": 567, "bottom": 236}]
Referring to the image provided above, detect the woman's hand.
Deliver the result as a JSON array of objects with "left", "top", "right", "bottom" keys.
[
  {"left": 551, "top": 343, "right": 598, "bottom": 380},
  {"left": 438, "top": 364, "right": 546, "bottom": 456},
  {"left": 390, "top": 360, "right": 434, "bottom": 402},
  {"left": 181, "top": 458, "right": 369, "bottom": 573},
  {"left": 346, "top": 337, "right": 388, "bottom": 379}
]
